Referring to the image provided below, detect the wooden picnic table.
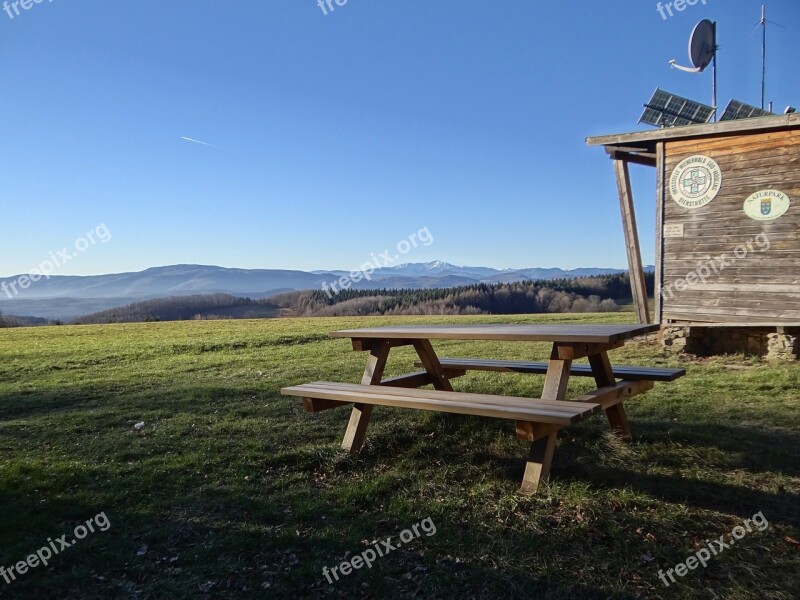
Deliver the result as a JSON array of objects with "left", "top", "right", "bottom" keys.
[{"left": 283, "top": 323, "right": 683, "bottom": 494}]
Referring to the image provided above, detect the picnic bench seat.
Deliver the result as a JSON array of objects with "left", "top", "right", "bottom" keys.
[
  {"left": 281, "top": 378, "right": 652, "bottom": 494},
  {"left": 417, "top": 358, "right": 686, "bottom": 382},
  {"left": 282, "top": 381, "right": 603, "bottom": 424}
]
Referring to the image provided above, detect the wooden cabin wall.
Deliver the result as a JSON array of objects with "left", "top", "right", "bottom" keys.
[{"left": 661, "top": 129, "right": 800, "bottom": 323}]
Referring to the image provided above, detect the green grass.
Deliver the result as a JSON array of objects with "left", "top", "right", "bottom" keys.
[{"left": 0, "top": 313, "right": 797, "bottom": 599}]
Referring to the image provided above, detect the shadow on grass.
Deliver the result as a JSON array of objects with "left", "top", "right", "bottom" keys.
[
  {"left": 0, "top": 475, "right": 631, "bottom": 600},
  {"left": 0, "top": 383, "right": 292, "bottom": 423},
  {"left": 345, "top": 413, "right": 800, "bottom": 528}
]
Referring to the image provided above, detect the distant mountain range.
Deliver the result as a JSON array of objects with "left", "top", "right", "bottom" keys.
[{"left": 0, "top": 262, "right": 650, "bottom": 321}]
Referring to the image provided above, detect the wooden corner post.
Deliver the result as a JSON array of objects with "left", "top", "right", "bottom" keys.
[
  {"left": 654, "top": 142, "right": 666, "bottom": 325},
  {"left": 614, "top": 158, "right": 651, "bottom": 325}
]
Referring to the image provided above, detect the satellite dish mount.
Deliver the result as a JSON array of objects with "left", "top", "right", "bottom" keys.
[{"left": 670, "top": 19, "right": 718, "bottom": 121}]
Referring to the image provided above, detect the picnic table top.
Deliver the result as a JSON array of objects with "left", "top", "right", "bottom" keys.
[{"left": 330, "top": 323, "right": 660, "bottom": 344}]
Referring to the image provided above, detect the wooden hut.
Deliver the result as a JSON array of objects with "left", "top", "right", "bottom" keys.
[{"left": 587, "top": 114, "right": 800, "bottom": 359}]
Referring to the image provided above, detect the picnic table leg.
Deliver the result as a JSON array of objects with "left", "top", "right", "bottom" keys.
[
  {"left": 520, "top": 344, "right": 571, "bottom": 494},
  {"left": 589, "top": 350, "right": 632, "bottom": 438},
  {"left": 520, "top": 424, "right": 559, "bottom": 494},
  {"left": 412, "top": 340, "right": 454, "bottom": 392},
  {"left": 541, "top": 344, "right": 572, "bottom": 401},
  {"left": 341, "top": 341, "right": 391, "bottom": 452}
]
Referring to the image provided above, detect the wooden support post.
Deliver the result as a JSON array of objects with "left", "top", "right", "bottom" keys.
[
  {"left": 520, "top": 426, "right": 559, "bottom": 495},
  {"left": 654, "top": 142, "right": 666, "bottom": 325},
  {"left": 614, "top": 158, "right": 651, "bottom": 325},
  {"left": 341, "top": 341, "right": 391, "bottom": 452},
  {"left": 588, "top": 350, "right": 632, "bottom": 439},
  {"left": 519, "top": 344, "right": 571, "bottom": 494},
  {"left": 542, "top": 344, "right": 572, "bottom": 401}
]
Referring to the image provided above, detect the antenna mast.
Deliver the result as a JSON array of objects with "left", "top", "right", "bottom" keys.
[{"left": 761, "top": 4, "right": 767, "bottom": 109}]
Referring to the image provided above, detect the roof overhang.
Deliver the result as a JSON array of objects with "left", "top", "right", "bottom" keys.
[{"left": 586, "top": 113, "right": 800, "bottom": 161}]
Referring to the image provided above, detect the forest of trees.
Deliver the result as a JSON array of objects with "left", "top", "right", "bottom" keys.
[
  {"left": 72, "top": 294, "right": 269, "bottom": 325},
  {"left": 0, "top": 310, "right": 51, "bottom": 327},
  {"left": 1, "top": 272, "right": 654, "bottom": 326},
  {"left": 270, "top": 272, "right": 653, "bottom": 317}
]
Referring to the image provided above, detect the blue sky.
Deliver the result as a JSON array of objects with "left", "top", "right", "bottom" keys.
[{"left": 1, "top": 0, "right": 798, "bottom": 276}]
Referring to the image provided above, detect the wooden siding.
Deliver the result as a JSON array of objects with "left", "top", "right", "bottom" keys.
[{"left": 662, "top": 129, "right": 800, "bottom": 323}]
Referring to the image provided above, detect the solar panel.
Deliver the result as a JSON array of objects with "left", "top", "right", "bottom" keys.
[
  {"left": 719, "top": 99, "right": 773, "bottom": 122},
  {"left": 639, "top": 88, "right": 716, "bottom": 128}
]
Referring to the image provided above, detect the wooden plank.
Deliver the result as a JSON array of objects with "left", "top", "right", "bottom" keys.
[
  {"left": 664, "top": 224, "right": 799, "bottom": 238},
  {"left": 291, "top": 379, "right": 655, "bottom": 419},
  {"left": 663, "top": 306, "right": 800, "bottom": 321},
  {"left": 661, "top": 283, "right": 800, "bottom": 294},
  {"left": 687, "top": 150, "right": 800, "bottom": 170},
  {"left": 662, "top": 286, "right": 800, "bottom": 302},
  {"left": 666, "top": 129, "right": 800, "bottom": 155},
  {"left": 663, "top": 256, "right": 800, "bottom": 267},
  {"left": 685, "top": 322, "right": 800, "bottom": 328},
  {"left": 426, "top": 358, "right": 685, "bottom": 381},
  {"left": 281, "top": 383, "right": 601, "bottom": 425},
  {"left": 329, "top": 324, "right": 660, "bottom": 344},
  {"left": 614, "top": 158, "right": 651, "bottom": 324},
  {"left": 662, "top": 302, "right": 800, "bottom": 318},
  {"left": 297, "top": 381, "right": 603, "bottom": 415}
]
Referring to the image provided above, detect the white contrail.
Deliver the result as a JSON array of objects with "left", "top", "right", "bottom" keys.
[{"left": 180, "top": 136, "right": 218, "bottom": 148}]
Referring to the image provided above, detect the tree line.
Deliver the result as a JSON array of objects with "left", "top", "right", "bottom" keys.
[
  {"left": 0, "top": 272, "right": 653, "bottom": 326},
  {"left": 270, "top": 273, "right": 652, "bottom": 317}
]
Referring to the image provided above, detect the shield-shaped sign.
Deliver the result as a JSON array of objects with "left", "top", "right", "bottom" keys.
[{"left": 761, "top": 198, "right": 772, "bottom": 216}]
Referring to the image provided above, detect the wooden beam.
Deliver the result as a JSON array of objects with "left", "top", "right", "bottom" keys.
[
  {"left": 303, "top": 397, "right": 349, "bottom": 413},
  {"left": 586, "top": 112, "right": 800, "bottom": 148},
  {"left": 379, "top": 371, "right": 434, "bottom": 389},
  {"left": 351, "top": 338, "right": 412, "bottom": 352},
  {"left": 515, "top": 421, "right": 561, "bottom": 442},
  {"left": 614, "top": 158, "right": 651, "bottom": 325},
  {"left": 412, "top": 339, "right": 454, "bottom": 392},
  {"left": 607, "top": 149, "right": 657, "bottom": 168},
  {"left": 655, "top": 141, "right": 666, "bottom": 325},
  {"left": 573, "top": 378, "right": 654, "bottom": 411},
  {"left": 553, "top": 340, "right": 624, "bottom": 361},
  {"left": 541, "top": 345, "right": 572, "bottom": 401},
  {"left": 588, "top": 352, "right": 633, "bottom": 438},
  {"left": 520, "top": 425, "right": 559, "bottom": 495},
  {"left": 605, "top": 145, "right": 657, "bottom": 156}
]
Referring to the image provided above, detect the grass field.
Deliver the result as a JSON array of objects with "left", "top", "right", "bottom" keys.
[{"left": 0, "top": 313, "right": 797, "bottom": 599}]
